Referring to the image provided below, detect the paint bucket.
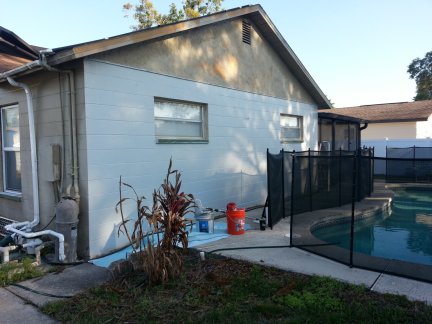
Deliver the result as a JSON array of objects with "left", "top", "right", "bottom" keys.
[
  {"left": 227, "top": 209, "right": 245, "bottom": 235},
  {"left": 195, "top": 212, "right": 214, "bottom": 234}
]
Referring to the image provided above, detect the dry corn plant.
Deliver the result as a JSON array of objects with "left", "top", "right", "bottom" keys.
[{"left": 116, "top": 159, "right": 195, "bottom": 284}]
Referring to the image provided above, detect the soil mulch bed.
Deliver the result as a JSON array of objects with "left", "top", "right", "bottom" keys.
[{"left": 42, "top": 249, "right": 432, "bottom": 323}]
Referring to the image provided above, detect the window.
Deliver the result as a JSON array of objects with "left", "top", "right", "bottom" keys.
[
  {"left": 280, "top": 114, "right": 303, "bottom": 142},
  {"left": 154, "top": 98, "right": 208, "bottom": 143},
  {"left": 1, "top": 105, "right": 21, "bottom": 192}
]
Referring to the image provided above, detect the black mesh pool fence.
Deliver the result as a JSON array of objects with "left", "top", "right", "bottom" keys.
[
  {"left": 266, "top": 149, "right": 373, "bottom": 228},
  {"left": 266, "top": 147, "right": 432, "bottom": 283}
]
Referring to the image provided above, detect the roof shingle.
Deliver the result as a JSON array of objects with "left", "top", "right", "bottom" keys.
[{"left": 319, "top": 100, "right": 432, "bottom": 123}]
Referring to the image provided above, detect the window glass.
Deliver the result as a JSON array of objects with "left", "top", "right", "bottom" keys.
[
  {"left": 4, "top": 151, "right": 21, "bottom": 191},
  {"left": 154, "top": 99, "right": 207, "bottom": 142},
  {"left": 2, "top": 108, "right": 20, "bottom": 149},
  {"left": 1, "top": 105, "right": 21, "bottom": 192},
  {"left": 280, "top": 114, "right": 303, "bottom": 142}
]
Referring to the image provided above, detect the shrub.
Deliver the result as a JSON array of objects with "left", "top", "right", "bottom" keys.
[{"left": 116, "top": 159, "right": 194, "bottom": 283}]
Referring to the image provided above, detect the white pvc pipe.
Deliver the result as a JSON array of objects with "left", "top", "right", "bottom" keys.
[
  {"left": 5, "top": 225, "right": 65, "bottom": 261},
  {"left": 7, "top": 77, "right": 40, "bottom": 229},
  {"left": 22, "top": 238, "right": 43, "bottom": 248},
  {"left": 0, "top": 245, "right": 17, "bottom": 263}
]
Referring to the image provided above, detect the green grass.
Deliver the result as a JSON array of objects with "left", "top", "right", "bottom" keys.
[
  {"left": 42, "top": 251, "right": 432, "bottom": 323},
  {"left": 0, "top": 257, "right": 44, "bottom": 286}
]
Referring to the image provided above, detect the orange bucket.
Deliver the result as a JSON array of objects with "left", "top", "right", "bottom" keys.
[{"left": 227, "top": 209, "right": 246, "bottom": 235}]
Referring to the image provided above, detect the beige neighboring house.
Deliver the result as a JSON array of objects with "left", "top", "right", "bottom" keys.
[
  {"left": 322, "top": 100, "right": 432, "bottom": 140},
  {"left": 0, "top": 5, "right": 331, "bottom": 259}
]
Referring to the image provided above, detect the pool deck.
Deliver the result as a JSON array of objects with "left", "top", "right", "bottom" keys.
[{"left": 197, "top": 182, "right": 432, "bottom": 305}]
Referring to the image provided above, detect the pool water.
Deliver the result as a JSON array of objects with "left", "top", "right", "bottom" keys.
[{"left": 313, "top": 188, "right": 432, "bottom": 266}]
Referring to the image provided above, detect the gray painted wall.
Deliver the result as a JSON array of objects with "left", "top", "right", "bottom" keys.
[
  {"left": 94, "top": 18, "right": 315, "bottom": 105},
  {"left": 83, "top": 59, "right": 318, "bottom": 257},
  {"left": 0, "top": 68, "right": 90, "bottom": 257}
]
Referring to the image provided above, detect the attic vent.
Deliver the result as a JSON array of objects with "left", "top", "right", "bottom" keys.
[{"left": 242, "top": 19, "right": 251, "bottom": 45}]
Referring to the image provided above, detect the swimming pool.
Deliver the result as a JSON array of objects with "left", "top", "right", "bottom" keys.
[{"left": 312, "top": 188, "right": 432, "bottom": 266}]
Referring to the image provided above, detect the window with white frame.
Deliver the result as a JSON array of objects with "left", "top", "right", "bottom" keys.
[
  {"left": 280, "top": 114, "right": 303, "bottom": 142},
  {"left": 154, "top": 98, "right": 208, "bottom": 143},
  {"left": 1, "top": 105, "right": 21, "bottom": 192}
]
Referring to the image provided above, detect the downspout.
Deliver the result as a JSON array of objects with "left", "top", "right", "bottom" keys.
[
  {"left": 39, "top": 51, "right": 79, "bottom": 202},
  {"left": 360, "top": 122, "right": 368, "bottom": 131},
  {"left": 1, "top": 62, "right": 66, "bottom": 261},
  {"left": 359, "top": 122, "right": 368, "bottom": 149},
  {"left": 6, "top": 77, "right": 40, "bottom": 228}
]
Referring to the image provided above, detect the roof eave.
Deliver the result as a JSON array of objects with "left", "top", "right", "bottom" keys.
[
  {"left": 318, "top": 111, "right": 366, "bottom": 124},
  {"left": 368, "top": 118, "right": 429, "bottom": 123},
  {"left": 45, "top": 5, "right": 331, "bottom": 108},
  {"left": 47, "top": 6, "right": 261, "bottom": 66},
  {"left": 249, "top": 8, "right": 331, "bottom": 108}
]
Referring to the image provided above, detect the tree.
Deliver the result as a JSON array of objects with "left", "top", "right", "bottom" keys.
[
  {"left": 407, "top": 51, "right": 432, "bottom": 101},
  {"left": 123, "top": 0, "right": 224, "bottom": 30}
]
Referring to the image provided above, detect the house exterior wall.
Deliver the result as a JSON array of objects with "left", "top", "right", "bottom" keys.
[
  {"left": 93, "top": 18, "right": 315, "bottom": 105},
  {"left": 0, "top": 72, "right": 69, "bottom": 224},
  {"left": 0, "top": 81, "right": 34, "bottom": 222},
  {"left": 416, "top": 114, "right": 432, "bottom": 138},
  {"left": 361, "top": 122, "right": 417, "bottom": 140},
  {"left": 83, "top": 59, "right": 318, "bottom": 258},
  {"left": 0, "top": 68, "right": 90, "bottom": 258}
]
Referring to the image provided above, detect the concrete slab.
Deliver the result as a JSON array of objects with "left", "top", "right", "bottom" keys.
[
  {"left": 0, "top": 288, "right": 58, "bottom": 324},
  {"left": 198, "top": 189, "right": 432, "bottom": 305},
  {"left": 372, "top": 274, "right": 432, "bottom": 304},
  {"left": 6, "top": 263, "right": 111, "bottom": 307},
  {"left": 198, "top": 226, "right": 380, "bottom": 287}
]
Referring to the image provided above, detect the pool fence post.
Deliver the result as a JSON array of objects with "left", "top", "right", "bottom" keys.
[
  {"left": 349, "top": 152, "right": 357, "bottom": 268},
  {"left": 290, "top": 152, "right": 295, "bottom": 247},
  {"left": 338, "top": 148, "right": 342, "bottom": 206},
  {"left": 385, "top": 145, "right": 388, "bottom": 182},
  {"left": 308, "top": 148, "right": 313, "bottom": 211},
  {"left": 281, "top": 149, "right": 285, "bottom": 220},
  {"left": 413, "top": 145, "right": 416, "bottom": 182},
  {"left": 266, "top": 148, "right": 272, "bottom": 229}
]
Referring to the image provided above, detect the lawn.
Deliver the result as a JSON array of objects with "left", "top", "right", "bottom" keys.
[
  {"left": 42, "top": 250, "right": 432, "bottom": 323},
  {"left": 0, "top": 257, "right": 45, "bottom": 287}
]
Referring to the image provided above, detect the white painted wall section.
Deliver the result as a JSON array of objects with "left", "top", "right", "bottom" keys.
[
  {"left": 416, "top": 114, "right": 432, "bottom": 139},
  {"left": 83, "top": 59, "right": 318, "bottom": 258}
]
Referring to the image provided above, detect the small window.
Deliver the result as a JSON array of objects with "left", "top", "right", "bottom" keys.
[
  {"left": 154, "top": 98, "right": 208, "bottom": 143},
  {"left": 280, "top": 114, "right": 303, "bottom": 142},
  {"left": 1, "top": 105, "right": 21, "bottom": 192}
]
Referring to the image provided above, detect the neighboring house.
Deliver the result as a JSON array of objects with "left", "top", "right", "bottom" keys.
[
  {"left": 320, "top": 101, "right": 432, "bottom": 156},
  {"left": 0, "top": 5, "right": 331, "bottom": 259},
  {"left": 317, "top": 112, "right": 366, "bottom": 152}
]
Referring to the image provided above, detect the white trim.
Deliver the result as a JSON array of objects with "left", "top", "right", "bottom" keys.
[{"left": 280, "top": 113, "right": 304, "bottom": 142}]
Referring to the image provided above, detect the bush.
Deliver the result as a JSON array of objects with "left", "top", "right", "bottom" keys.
[{"left": 116, "top": 159, "right": 194, "bottom": 283}]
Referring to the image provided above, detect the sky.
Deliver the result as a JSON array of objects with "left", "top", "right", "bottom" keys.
[{"left": 1, "top": 0, "right": 431, "bottom": 108}]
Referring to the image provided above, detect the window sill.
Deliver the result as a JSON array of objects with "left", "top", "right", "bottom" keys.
[
  {"left": 0, "top": 192, "right": 22, "bottom": 201},
  {"left": 281, "top": 139, "right": 304, "bottom": 143},
  {"left": 156, "top": 139, "right": 209, "bottom": 144}
]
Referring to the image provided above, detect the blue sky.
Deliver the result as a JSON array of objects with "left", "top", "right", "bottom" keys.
[{"left": 1, "top": 0, "right": 431, "bottom": 107}]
